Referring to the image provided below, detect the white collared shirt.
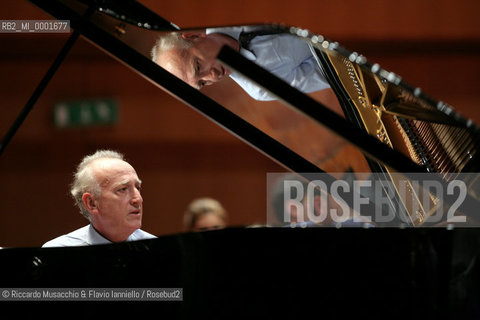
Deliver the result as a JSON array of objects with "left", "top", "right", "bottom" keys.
[
  {"left": 206, "top": 26, "right": 330, "bottom": 101},
  {"left": 42, "top": 224, "right": 156, "bottom": 248}
]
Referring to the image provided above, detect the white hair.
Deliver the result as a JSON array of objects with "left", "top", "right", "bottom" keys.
[
  {"left": 150, "top": 32, "right": 192, "bottom": 63},
  {"left": 71, "top": 150, "right": 125, "bottom": 221}
]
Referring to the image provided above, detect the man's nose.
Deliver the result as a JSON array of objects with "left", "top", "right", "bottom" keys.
[
  {"left": 202, "top": 67, "right": 222, "bottom": 81},
  {"left": 131, "top": 189, "right": 143, "bottom": 206}
]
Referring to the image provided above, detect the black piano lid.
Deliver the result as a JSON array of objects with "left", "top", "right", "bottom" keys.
[
  {"left": 24, "top": 0, "right": 480, "bottom": 172},
  {"left": 23, "top": 0, "right": 426, "bottom": 173},
  {"left": 17, "top": 0, "right": 480, "bottom": 224}
]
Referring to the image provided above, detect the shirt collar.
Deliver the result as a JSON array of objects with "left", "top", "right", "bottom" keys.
[
  {"left": 206, "top": 26, "right": 257, "bottom": 59},
  {"left": 206, "top": 26, "right": 243, "bottom": 40},
  {"left": 87, "top": 224, "right": 112, "bottom": 245}
]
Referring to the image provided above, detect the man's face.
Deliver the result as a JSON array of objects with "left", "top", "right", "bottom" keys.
[
  {"left": 159, "top": 32, "right": 235, "bottom": 89},
  {"left": 88, "top": 158, "right": 143, "bottom": 241}
]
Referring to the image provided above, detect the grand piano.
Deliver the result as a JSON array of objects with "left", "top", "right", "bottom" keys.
[{"left": 1, "top": 0, "right": 480, "bottom": 318}]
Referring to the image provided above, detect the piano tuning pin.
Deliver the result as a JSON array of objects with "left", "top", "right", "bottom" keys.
[
  {"left": 329, "top": 42, "right": 339, "bottom": 50},
  {"left": 371, "top": 63, "right": 380, "bottom": 73},
  {"left": 387, "top": 72, "right": 401, "bottom": 84},
  {"left": 322, "top": 41, "right": 329, "bottom": 49},
  {"left": 414, "top": 87, "right": 422, "bottom": 97},
  {"left": 355, "top": 55, "right": 367, "bottom": 65},
  {"left": 349, "top": 52, "right": 358, "bottom": 62},
  {"left": 387, "top": 72, "right": 396, "bottom": 82},
  {"left": 295, "top": 28, "right": 308, "bottom": 37},
  {"left": 311, "top": 35, "right": 324, "bottom": 44},
  {"left": 437, "top": 101, "right": 452, "bottom": 115},
  {"left": 378, "top": 69, "right": 389, "bottom": 80}
]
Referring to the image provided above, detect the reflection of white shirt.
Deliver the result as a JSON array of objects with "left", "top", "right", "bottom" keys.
[
  {"left": 42, "top": 224, "right": 156, "bottom": 247},
  {"left": 206, "top": 26, "right": 330, "bottom": 101}
]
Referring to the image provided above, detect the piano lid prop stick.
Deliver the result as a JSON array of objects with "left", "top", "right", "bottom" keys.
[{"left": 0, "top": 30, "right": 80, "bottom": 157}]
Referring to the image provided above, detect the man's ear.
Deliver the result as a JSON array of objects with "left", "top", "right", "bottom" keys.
[
  {"left": 181, "top": 31, "right": 207, "bottom": 41},
  {"left": 82, "top": 193, "right": 98, "bottom": 216}
]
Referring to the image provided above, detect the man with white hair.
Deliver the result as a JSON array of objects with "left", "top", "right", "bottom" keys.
[
  {"left": 151, "top": 26, "right": 330, "bottom": 101},
  {"left": 42, "top": 150, "right": 156, "bottom": 247}
]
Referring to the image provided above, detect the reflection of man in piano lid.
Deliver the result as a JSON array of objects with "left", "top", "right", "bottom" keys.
[
  {"left": 151, "top": 26, "right": 330, "bottom": 101},
  {"left": 152, "top": 31, "right": 236, "bottom": 89},
  {"left": 42, "top": 150, "right": 156, "bottom": 247}
]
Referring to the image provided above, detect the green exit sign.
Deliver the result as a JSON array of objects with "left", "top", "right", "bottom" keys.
[{"left": 53, "top": 98, "right": 118, "bottom": 128}]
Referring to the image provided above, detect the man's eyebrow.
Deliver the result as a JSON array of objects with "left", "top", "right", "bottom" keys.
[
  {"left": 113, "top": 179, "right": 129, "bottom": 188},
  {"left": 113, "top": 178, "right": 142, "bottom": 188}
]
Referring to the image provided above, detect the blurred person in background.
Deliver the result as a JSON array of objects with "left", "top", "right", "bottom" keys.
[{"left": 184, "top": 197, "right": 228, "bottom": 232}]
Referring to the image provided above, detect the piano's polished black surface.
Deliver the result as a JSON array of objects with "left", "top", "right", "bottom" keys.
[{"left": 1, "top": 227, "right": 480, "bottom": 318}]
